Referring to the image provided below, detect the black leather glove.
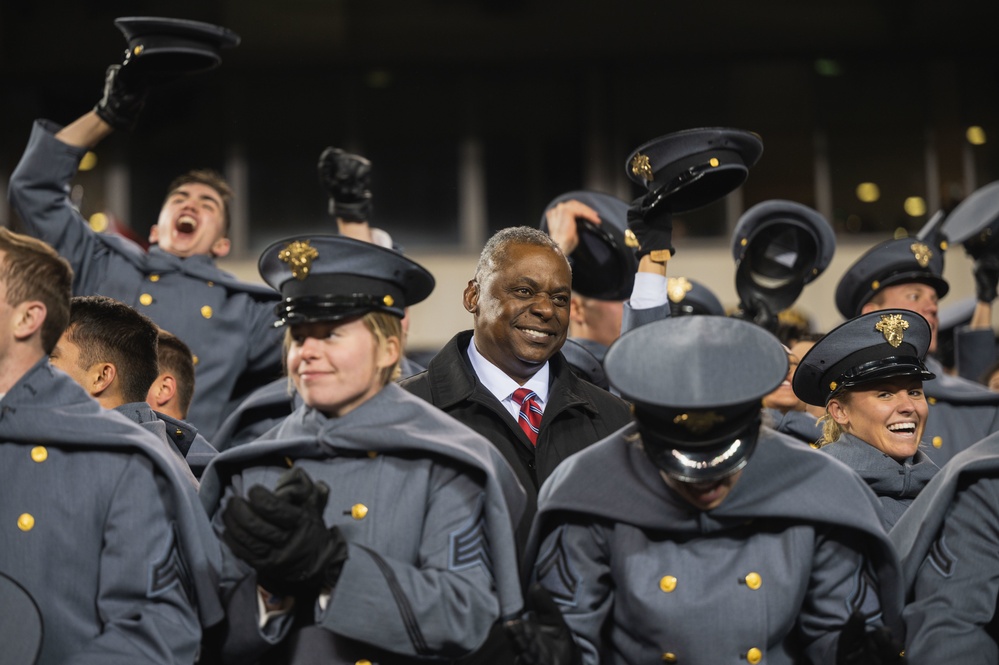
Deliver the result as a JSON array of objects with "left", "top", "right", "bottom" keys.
[
  {"left": 836, "top": 611, "right": 906, "bottom": 665},
  {"left": 318, "top": 146, "right": 373, "bottom": 222},
  {"left": 93, "top": 63, "right": 149, "bottom": 131},
  {"left": 221, "top": 467, "right": 349, "bottom": 597},
  {"left": 504, "top": 584, "right": 581, "bottom": 665},
  {"left": 974, "top": 253, "right": 999, "bottom": 303},
  {"left": 626, "top": 182, "right": 675, "bottom": 261}
]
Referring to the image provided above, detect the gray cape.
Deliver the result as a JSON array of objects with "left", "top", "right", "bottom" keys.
[
  {"left": 526, "top": 425, "right": 905, "bottom": 638},
  {"left": 0, "top": 359, "right": 224, "bottom": 626},
  {"left": 200, "top": 382, "right": 526, "bottom": 617}
]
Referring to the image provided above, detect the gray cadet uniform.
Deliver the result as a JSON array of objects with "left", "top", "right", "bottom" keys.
[
  {"left": 8, "top": 120, "right": 283, "bottom": 439},
  {"left": 523, "top": 317, "right": 904, "bottom": 665},
  {"left": 114, "top": 401, "right": 218, "bottom": 484},
  {"left": 200, "top": 234, "right": 525, "bottom": 663},
  {"left": 835, "top": 235, "right": 999, "bottom": 467},
  {"left": 201, "top": 381, "right": 526, "bottom": 663},
  {"left": 0, "top": 360, "right": 224, "bottom": 665},
  {"left": 890, "top": 431, "right": 999, "bottom": 664},
  {"left": 821, "top": 433, "right": 937, "bottom": 530}
]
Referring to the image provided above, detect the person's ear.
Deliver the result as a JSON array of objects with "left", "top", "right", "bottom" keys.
[
  {"left": 376, "top": 336, "right": 402, "bottom": 371},
  {"left": 211, "top": 237, "right": 231, "bottom": 258},
  {"left": 569, "top": 295, "right": 587, "bottom": 326},
  {"left": 12, "top": 301, "right": 46, "bottom": 342},
  {"left": 149, "top": 225, "right": 160, "bottom": 244},
  {"left": 860, "top": 301, "right": 877, "bottom": 315},
  {"left": 90, "top": 362, "right": 117, "bottom": 398},
  {"left": 462, "top": 280, "right": 480, "bottom": 314},
  {"left": 146, "top": 373, "right": 177, "bottom": 409},
  {"left": 826, "top": 398, "right": 850, "bottom": 425}
]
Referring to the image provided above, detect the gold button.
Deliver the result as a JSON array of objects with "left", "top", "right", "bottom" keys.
[
  {"left": 201, "top": 305, "right": 213, "bottom": 319},
  {"left": 192, "top": 355, "right": 199, "bottom": 366},
  {"left": 351, "top": 504, "right": 368, "bottom": 520},
  {"left": 928, "top": 397, "right": 937, "bottom": 405},
  {"left": 175, "top": 429, "right": 184, "bottom": 436},
  {"left": 871, "top": 280, "right": 880, "bottom": 290},
  {"left": 746, "top": 647, "right": 762, "bottom": 664},
  {"left": 149, "top": 274, "right": 160, "bottom": 282},
  {"left": 356, "top": 661, "right": 372, "bottom": 665},
  {"left": 207, "top": 281, "right": 215, "bottom": 287},
  {"left": 139, "top": 293, "right": 153, "bottom": 306},
  {"left": 30, "top": 446, "right": 48, "bottom": 463},
  {"left": 383, "top": 295, "right": 395, "bottom": 307},
  {"left": 932, "top": 436, "right": 943, "bottom": 448},
  {"left": 744, "top": 572, "right": 762, "bottom": 590},
  {"left": 662, "top": 654, "right": 677, "bottom": 663},
  {"left": 709, "top": 157, "right": 720, "bottom": 167},
  {"left": 17, "top": 513, "right": 35, "bottom": 531},
  {"left": 367, "top": 451, "right": 379, "bottom": 458},
  {"left": 829, "top": 381, "right": 837, "bottom": 391},
  {"left": 740, "top": 238, "right": 748, "bottom": 246},
  {"left": 659, "top": 575, "right": 677, "bottom": 593}
]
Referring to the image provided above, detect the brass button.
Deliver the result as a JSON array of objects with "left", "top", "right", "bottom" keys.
[
  {"left": 175, "top": 429, "right": 184, "bottom": 437},
  {"left": 367, "top": 451, "right": 379, "bottom": 458},
  {"left": 383, "top": 295, "right": 394, "bottom": 307},
  {"left": 18, "top": 513, "right": 35, "bottom": 531},
  {"left": 30, "top": 446, "right": 48, "bottom": 463},
  {"left": 932, "top": 436, "right": 943, "bottom": 449},
  {"left": 351, "top": 504, "right": 368, "bottom": 520},
  {"left": 207, "top": 281, "right": 215, "bottom": 287},
  {"left": 149, "top": 274, "right": 160, "bottom": 282},
  {"left": 744, "top": 572, "right": 762, "bottom": 590},
  {"left": 192, "top": 355, "right": 199, "bottom": 366},
  {"left": 659, "top": 575, "right": 677, "bottom": 593},
  {"left": 928, "top": 397, "right": 937, "bottom": 405},
  {"left": 662, "top": 653, "right": 677, "bottom": 663},
  {"left": 356, "top": 660, "right": 372, "bottom": 665},
  {"left": 139, "top": 293, "right": 153, "bottom": 306},
  {"left": 746, "top": 647, "right": 762, "bottom": 664},
  {"left": 871, "top": 280, "right": 880, "bottom": 290},
  {"left": 201, "top": 305, "right": 213, "bottom": 319}
]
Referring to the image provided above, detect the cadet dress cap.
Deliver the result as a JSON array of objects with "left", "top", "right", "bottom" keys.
[
  {"left": 940, "top": 180, "right": 999, "bottom": 260},
  {"left": 792, "top": 309, "right": 935, "bottom": 407},
  {"left": 113, "top": 17, "right": 240, "bottom": 78},
  {"left": 666, "top": 276, "right": 725, "bottom": 316},
  {"left": 732, "top": 200, "right": 835, "bottom": 315},
  {"left": 625, "top": 128, "right": 764, "bottom": 214},
  {"left": 258, "top": 235, "right": 435, "bottom": 327},
  {"left": 834, "top": 235, "right": 949, "bottom": 319},
  {"left": 539, "top": 191, "right": 637, "bottom": 301},
  {"left": 605, "top": 316, "right": 788, "bottom": 482}
]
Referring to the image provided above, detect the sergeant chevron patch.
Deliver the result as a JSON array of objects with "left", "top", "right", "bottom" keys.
[
  {"left": 148, "top": 523, "right": 193, "bottom": 604},
  {"left": 448, "top": 494, "right": 493, "bottom": 575},
  {"left": 534, "top": 526, "right": 579, "bottom": 606},
  {"left": 928, "top": 534, "right": 956, "bottom": 578}
]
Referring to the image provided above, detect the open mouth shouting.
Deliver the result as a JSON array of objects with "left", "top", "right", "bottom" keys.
[{"left": 175, "top": 215, "right": 198, "bottom": 235}]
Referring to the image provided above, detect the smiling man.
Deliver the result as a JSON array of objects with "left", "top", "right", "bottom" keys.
[
  {"left": 401, "top": 227, "right": 632, "bottom": 547},
  {"left": 8, "top": 86, "right": 282, "bottom": 440}
]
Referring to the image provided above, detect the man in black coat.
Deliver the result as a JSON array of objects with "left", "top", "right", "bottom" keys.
[{"left": 400, "top": 226, "right": 633, "bottom": 546}]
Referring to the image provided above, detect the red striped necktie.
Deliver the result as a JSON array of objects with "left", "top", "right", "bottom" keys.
[{"left": 512, "top": 388, "right": 542, "bottom": 446}]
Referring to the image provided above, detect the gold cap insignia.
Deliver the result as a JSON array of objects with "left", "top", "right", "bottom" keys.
[
  {"left": 673, "top": 411, "right": 725, "bottom": 435},
  {"left": 875, "top": 313, "right": 909, "bottom": 348},
  {"left": 667, "top": 277, "right": 693, "bottom": 304},
  {"left": 624, "top": 228, "right": 640, "bottom": 249},
  {"left": 630, "top": 153, "right": 655, "bottom": 182},
  {"left": 383, "top": 295, "right": 395, "bottom": 307},
  {"left": 279, "top": 240, "right": 320, "bottom": 280},
  {"left": 910, "top": 242, "right": 932, "bottom": 268}
]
